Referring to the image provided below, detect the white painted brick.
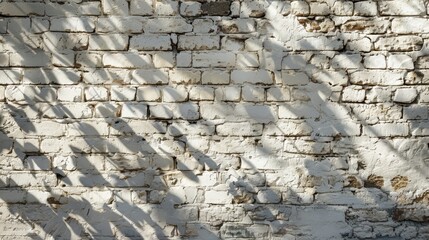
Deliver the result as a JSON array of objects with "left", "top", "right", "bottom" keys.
[
  {"left": 0, "top": 86, "right": 4, "bottom": 101},
  {"left": 178, "top": 35, "right": 219, "bottom": 50},
  {"left": 202, "top": 70, "right": 230, "bottom": 85},
  {"left": 193, "top": 18, "right": 216, "bottom": 33},
  {"left": 204, "top": 190, "right": 232, "bottom": 204},
  {"left": 375, "top": 36, "right": 422, "bottom": 51},
  {"left": 256, "top": 189, "right": 281, "bottom": 203},
  {"left": 217, "top": 122, "right": 263, "bottom": 136},
  {"left": 170, "top": 69, "right": 201, "bottom": 84},
  {"left": 333, "top": 1, "right": 353, "bottom": 15},
  {"left": 331, "top": 54, "right": 363, "bottom": 69},
  {"left": 52, "top": 52, "right": 75, "bottom": 67},
  {"left": 24, "top": 156, "right": 51, "bottom": 171},
  {"left": 363, "top": 123, "right": 409, "bottom": 137},
  {"left": 294, "top": 36, "right": 343, "bottom": 50},
  {"left": 111, "top": 86, "right": 136, "bottom": 101},
  {"left": 281, "top": 71, "right": 309, "bottom": 86},
  {"left": 89, "top": 34, "right": 128, "bottom": 50},
  {"left": 130, "top": 0, "right": 153, "bottom": 15},
  {"left": 10, "top": 50, "right": 50, "bottom": 67},
  {"left": 155, "top": 0, "right": 179, "bottom": 16},
  {"left": 189, "top": 86, "right": 215, "bottom": 101},
  {"left": 95, "top": 103, "right": 120, "bottom": 118},
  {"left": 404, "top": 105, "right": 428, "bottom": 120},
  {"left": 231, "top": 70, "right": 273, "bottom": 84},
  {"left": 387, "top": 55, "right": 414, "bottom": 70},
  {"left": 162, "top": 86, "right": 188, "bottom": 102},
  {"left": 354, "top": 1, "right": 377, "bottom": 16},
  {"left": 85, "top": 86, "right": 109, "bottom": 101},
  {"left": 5, "top": 86, "right": 56, "bottom": 102},
  {"left": 150, "top": 103, "right": 199, "bottom": 120},
  {"left": 392, "top": 17, "right": 429, "bottom": 34},
  {"left": 313, "top": 70, "right": 348, "bottom": 86},
  {"left": 42, "top": 32, "right": 89, "bottom": 52},
  {"left": 193, "top": 51, "right": 235, "bottom": 68},
  {"left": 145, "top": 18, "right": 192, "bottom": 33},
  {"left": 44, "top": 103, "right": 93, "bottom": 119},
  {"left": 219, "top": 19, "right": 256, "bottom": 33},
  {"left": 411, "top": 122, "right": 429, "bottom": 136},
  {"left": 0, "top": 2, "right": 44, "bottom": 16},
  {"left": 342, "top": 86, "right": 366, "bottom": 102},
  {"left": 177, "top": 52, "right": 192, "bottom": 67},
  {"left": 347, "top": 38, "right": 372, "bottom": 52},
  {"left": 153, "top": 52, "right": 175, "bottom": 68},
  {"left": 76, "top": 53, "right": 102, "bottom": 68},
  {"left": 379, "top": 0, "right": 425, "bottom": 16},
  {"left": 237, "top": 52, "right": 259, "bottom": 68},
  {"left": 136, "top": 86, "right": 162, "bottom": 101},
  {"left": 122, "top": 103, "right": 148, "bottom": 119},
  {"left": 58, "top": 87, "right": 82, "bottom": 102},
  {"left": 23, "top": 69, "right": 81, "bottom": 85},
  {"left": 215, "top": 86, "right": 241, "bottom": 101},
  {"left": 97, "top": 17, "right": 144, "bottom": 33},
  {"left": 102, "top": 0, "right": 128, "bottom": 15},
  {"left": 364, "top": 55, "right": 386, "bottom": 69},
  {"left": 282, "top": 55, "right": 307, "bottom": 70},
  {"left": 267, "top": 87, "right": 291, "bottom": 102},
  {"left": 83, "top": 69, "right": 129, "bottom": 84},
  {"left": 131, "top": 69, "right": 168, "bottom": 85},
  {"left": 242, "top": 85, "right": 265, "bottom": 102},
  {"left": 180, "top": 2, "right": 202, "bottom": 16},
  {"left": 350, "top": 71, "right": 404, "bottom": 86},
  {"left": 264, "top": 120, "right": 312, "bottom": 136},
  {"left": 31, "top": 18, "right": 49, "bottom": 33},
  {"left": 50, "top": 17, "right": 96, "bottom": 32},
  {"left": 278, "top": 102, "right": 319, "bottom": 119},
  {"left": 67, "top": 121, "right": 109, "bottom": 136},
  {"left": 291, "top": 1, "right": 309, "bottom": 16},
  {"left": 45, "top": 2, "right": 101, "bottom": 16},
  {"left": 130, "top": 35, "right": 172, "bottom": 50},
  {"left": 393, "top": 88, "right": 418, "bottom": 103},
  {"left": 103, "top": 53, "right": 153, "bottom": 68}
]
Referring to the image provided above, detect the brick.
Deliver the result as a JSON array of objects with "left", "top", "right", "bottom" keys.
[
  {"left": 375, "top": 36, "right": 423, "bottom": 51},
  {"left": 231, "top": 70, "right": 273, "bottom": 84},
  {"left": 291, "top": 1, "right": 310, "bottom": 16},
  {"left": 178, "top": 35, "right": 219, "bottom": 50},
  {"left": 342, "top": 86, "right": 365, "bottom": 103},
  {"left": 50, "top": 17, "right": 95, "bottom": 32},
  {"left": 97, "top": 17, "right": 144, "bottom": 33},
  {"left": 131, "top": 69, "right": 169, "bottom": 84},
  {"left": 103, "top": 53, "right": 152, "bottom": 68},
  {"left": 354, "top": 1, "right": 377, "bottom": 16},
  {"left": 58, "top": 86, "right": 82, "bottom": 102},
  {"left": 241, "top": 1, "right": 266, "bottom": 17},
  {"left": 122, "top": 103, "right": 148, "bottom": 119},
  {"left": 393, "top": 88, "right": 418, "bottom": 103},
  {"left": 404, "top": 105, "right": 428, "bottom": 120},
  {"left": 256, "top": 189, "right": 281, "bottom": 203},
  {"left": 0, "top": 3, "right": 44, "bottom": 16},
  {"left": 180, "top": 1, "right": 202, "bottom": 16},
  {"left": 130, "top": 0, "right": 153, "bottom": 15},
  {"left": 170, "top": 69, "right": 201, "bottom": 84},
  {"left": 153, "top": 52, "right": 175, "bottom": 68},
  {"left": 312, "top": 70, "right": 348, "bottom": 86},
  {"left": 10, "top": 50, "right": 50, "bottom": 67},
  {"left": 145, "top": 18, "right": 192, "bottom": 33},
  {"left": 350, "top": 71, "right": 404, "bottom": 86},
  {"left": 387, "top": 55, "right": 414, "bottom": 70},
  {"left": 331, "top": 54, "right": 363, "bottom": 69},
  {"left": 111, "top": 86, "right": 136, "bottom": 101},
  {"left": 162, "top": 86, "right": 188, "bottom": 102},
  {"left": 333, "top": 1, "right": 353, "bottom": 15},
  {"left": 219, "top": 19, "right": 256, "bottom": 33},
  {"left": 364, "top": 55, "right": 386, "bottom": 69},
  {"left": 83, "top": 69, "right": 129, "bottom": 84},
  {"left": 205, "top": 191, "right": 232, "bottom": 204},
  {"left": 281, "top": 71, "right": 309, "bottom": 86},
  {"left": 155, "top": 0, "right": 179, "bottom": 16},
  {"left": 150, "top": 103, "right": 199, "bottom": 120},
  {"left": 42, "top": 32, "right": 89, "bottom": 51},
  {"left": 23, "top": 69, "right": 81, "bottom": 85},
  {"left": 242, "top": 85, "right": 265, "bottom": 102},
  {"left": 193, "top": 51, "right": 235, "bottom": 67},
  {"left": 46, "top": 2, "right": 100, "bottom": 16},
  {"left": 136, "top": 86, "right": 161, "bottom": 101},
  {"left": 294, "top": 36, "right": 343, "bottom": 50},
  {"left": 267, "top": 87, "right": 291, "bottom": 102},
  {"left": 392, "top": 17, "right": 429, "bottom": 33},
  {"left": 85, "top": 86, "right": 109, "bottom": 101},
  {"left": 309, "top": 2, "right": 330, "bottom": 15},
  {"left": 342, "top": 20, "right": 390, "bottom": 34},
  {"left": 5, "top": 86, "right": 56, "bottom": 102},
  {"left": 237, "top": 52, "right": 259, "bottom": 68},
  {"left": 278, "top": 102, "right": 319, "bottom": 119},
  {"left": 264, "top": 120, "right": 312, "bottom": 136},
  {"left": 363, "top": 123, "right": 409, "bottom": 137},
  {"left": 215, "top": 86, "right": 241, "bottom": 101},
  {"left": 130, "top": 35, "right": 172, "bottom": 50},
  {"left": 102, "top": 0, "right": 128, "bottom": 15},
  {"left": 189, "top": 86, "right": 215, "bottom": 101},
  {"left": 94, "top": 103, "right": 120, "bottom": 118},
  {"left": 89, "top": 34, "right": 128, "bottom": 50},
  {"left": 347, "top": 38, "right": 372, "bottom": 52},
  {"left": 379, "top": 0, "right": 425, "bottom": 16},
  {"left": 217, "top": 122, "right": 262, "bottom": 136},
  {"left": 202, "top": 70, "right": 230, "bottom": 85},
  {"left": 282, "top": 55, "right": 307, "bottom": 70}
]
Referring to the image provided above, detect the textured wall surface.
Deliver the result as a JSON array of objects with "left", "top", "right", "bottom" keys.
[{"left": 0, "top": 0, "right": 429, "bottom": 239}]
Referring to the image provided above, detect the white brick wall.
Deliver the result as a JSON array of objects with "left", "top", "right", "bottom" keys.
[{"left": 1, "top": 1, "right": 428, "bottom": 239}]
